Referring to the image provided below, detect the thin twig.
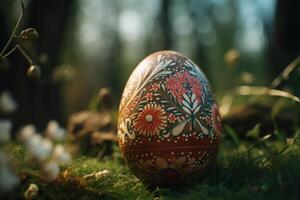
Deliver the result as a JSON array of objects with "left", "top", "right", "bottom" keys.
[
  {"left": 16, "top": 45, "right": 34, "bottom": 64},
  {"left": 2, "top": 44, "right": 34, "bottom": 65},
  {"left": 235, "top": 86, "right": 300, "bottom": 104},
  {"left": 1, "top": 46, "right": 17, "bottom": 59},
  {"left": 0, "top": 1, "right": 25, "bottom": 56},
  {"left": 271, "top": 55, "right": 300, "bottom": 88}
]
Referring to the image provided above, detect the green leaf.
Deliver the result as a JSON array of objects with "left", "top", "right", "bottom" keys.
[
  {"left": 271, "top": 98, "right": 289, "bottom": 118},
  {"left": 246, "top": 124, "right": 261, "bottom": 139},
  {"left": 88, "top": 95, "right": 98, "bottom": 111},
  {"left": 272, "top": 119, "right": 286, "bottom": 142},
  {"left": 225, "top": 125, "right": 240, "bottom": 147}
]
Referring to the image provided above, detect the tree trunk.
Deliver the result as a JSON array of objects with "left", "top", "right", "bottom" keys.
[
  {"left": 160, "top": 0, "right": 171, "bottom": 50},
  {"left": 269, "top": 0, "right": 300, "bottom": 94},
  {"left": 9, "top": 0, "right": 75, "bottom": 131}
]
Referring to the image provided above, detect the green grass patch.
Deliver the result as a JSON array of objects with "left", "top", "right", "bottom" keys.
[{"left": 2, "top": 136, "right": 300, "bottom": 200}]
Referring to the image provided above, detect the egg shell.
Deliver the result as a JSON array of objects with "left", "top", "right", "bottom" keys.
[{"left": 118, "top": 51, "right": 221, "bottom": 186}]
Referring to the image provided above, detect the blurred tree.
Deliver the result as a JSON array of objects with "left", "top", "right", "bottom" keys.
[
  {"left": 269, "top": 0, "right": 300, "bottom": 94},
  {"left": 187, "top": 0, "right": 207, "bottom": 73},
  {"left": 0, "top": 12, "right": 8, "bottom": 51},
  {"left": 146, "top": 0, "right": 172, "bottom": 52},
  {"left": 101, "top": 1, "right": 123, "bottom": 97},
  {"left": 0, "top": 11, "right": 9, "bottom": 89},
  {"left": 160, "top": 0, "right": 171, "bottom": 49},
  {"left": 4, "top": 0, "right": 76, "bottom": 130}
]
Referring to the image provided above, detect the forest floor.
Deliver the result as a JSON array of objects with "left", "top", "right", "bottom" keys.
[{"left": 3, "top": 131, "right": 300, "bottom": 200}]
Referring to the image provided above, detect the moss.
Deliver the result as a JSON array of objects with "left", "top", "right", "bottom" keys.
[{"left": 2, "top": 136, "right": 300, "bottom": 200}]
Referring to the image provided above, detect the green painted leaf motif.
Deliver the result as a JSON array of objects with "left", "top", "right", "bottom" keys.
[
  {"left": 172, "top": 120, "right": 188, "bottom": 136},
  {"left": 193, "top": 106, "right": 200, "bottom": 114},
  {"left": 183, "top": 94, "right": 190, "bottom": 102},
  {"left": 196, "top": 119, "right": 209, "bottom": 135},
  {"left": 161, "top": 84, "right": 165, "bottom": 91},
  {"left": 158, "top": 71, "right": 172, "bottom": 76},
  {"left": 191, "top": 93, "right": 196, "bottom": 102},
  {"left": 192, "top": 100, "right": 198, "bottom": 110},
  {"left": 182, "top": 106, "right": 192, "bottom": 114},
  {"left": 166, "top": 107, "right": 176, "bottom": 111},
  {"left": 182, "top": 100, "right": 191, "bottom": 109}
]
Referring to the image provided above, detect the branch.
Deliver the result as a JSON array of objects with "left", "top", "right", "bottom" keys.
[
  {"left": 2, "top": 44, "right": 34, "bottom": 65},
  {"left": 16, "top": 45, "right": 34, "bottom": 64},
  {"left": 271, "top": 55, "right": 300, "bottom": 88},
  {"left": 235, "top": 86, "right": 300, "bottom": 104},
  {"left": 0, "top": 1, "right": 25, "bottom": 56}
]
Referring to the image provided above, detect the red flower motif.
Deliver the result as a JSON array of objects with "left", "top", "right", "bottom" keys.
[
  {"left": 166, "top": 72, "right": 202, "bottom": 103},
  {"left": 175, "top": 72, "right": 186, "bottom": 83},
  {"left": 133, "top": 103, "right": 167, "bottom": 136},
  {"left": 167, "top": 113, "right": 177, "bottom": 123},
  {"left": 144, "top": 93, "right": 153, "bottom": 101},
  {"left": 150, "top": 83, "right": 160, "bottom": 91},
  {"left": 182, "top": 71, "right": 193, "bottom": 82},
  {"left": 211, "top": 104, "right": 222, "bottom": 134},
  {"left": 189, "top": 76, "right": 202, "bottom": 101},
  {"left": 166, "top": 77, "right": 185, "bottom": 102}
]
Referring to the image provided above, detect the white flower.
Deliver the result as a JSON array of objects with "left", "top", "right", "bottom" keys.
[
  {"left": 45, "top": 120, "right": 66, "bottom": 141},
  {"left": 83, "top": 169, "right": 110, "bottom": 179},
  {"left": 18, "top": 124, "right": 36, "bottom": 143},
  {"left": 0, "top": 119, "right": 12, "bottom": 143},
  {"left": 0, "top": 91, "right": 18, "bottom": 114},
  {"left": 0, "top": 152, "right": 19, "bottom": 191},
  {"left": 24, "top": 183, "right": 39, "bottom": 199},
  {"left": 43, "top": 161, "right": 59, "bottom": 181},
  {"left": 26, "top": 134, "right": 53, "bottom": 160},
  {"left": 52, "top": 144, "right": 71, "bottom": 164},
  {"left": 94, "top": 170, "right": 110, "bottom": 178}
]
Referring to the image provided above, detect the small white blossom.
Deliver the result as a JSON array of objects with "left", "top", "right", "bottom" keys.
[
  {"left": 0, "top": 152, "right": 19, "bottom": 191},
  {"left": 52, "top": 144, "right": 71, "bottom": 164},
  {"left": 0, "top": 119, "right": 12, "bottom": 143},
  {"left": 24, "top": 183, "right": 39, "bottom": 199},
  {"left": 94, "top": 170, "right": 110, "bottom": 178},
  {"left": 18, "top": 124, "right": 36, "bottom": 143},
  {"left": 45, "top": 120, "right": 66, "bottom": 141},
  {"left": 0, "top": 91, "right": 18, "bottom": 114},
  {"left": 26, "top": 134, "right": 53, "bottom": 160},
  {"left": 43, "top": 161, "right": 60, "bottom": 181},
  {"left": 84, "top": 169, "right": 110, "bottom": 179}
]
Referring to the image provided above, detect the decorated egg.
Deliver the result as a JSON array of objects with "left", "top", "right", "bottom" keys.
[{"left": 118, "top": 51, "right": 221, "bottom": 186}]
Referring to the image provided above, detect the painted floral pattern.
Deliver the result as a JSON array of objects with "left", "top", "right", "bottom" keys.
[
  {"left": 133, "top": 103, "right": 167, "bottom": 136},
  {"left": 211, "top": 103, "right": 222, "bottom": 135},
  {"left": 118, "top": 51, "right": 221, "bottom": 185}
]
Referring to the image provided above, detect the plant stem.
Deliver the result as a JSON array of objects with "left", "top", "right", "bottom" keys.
[
  {"left": 235, "top": 86, "right": 300, "bottom": 104},
  {"left": 1, "top": 46, "right": 17, "bottom": 59},
  {"left": 2, "top": 45, "right": 34, "bottom": 65},
  {"left": 0, "top": 5, "right": 24, "bottom": 57},
  {"left": 271, "top": 55, "right": 300, "bottom": 88},
  {"left": 16, "top": 45, "right": 34, "bottom": 64}
]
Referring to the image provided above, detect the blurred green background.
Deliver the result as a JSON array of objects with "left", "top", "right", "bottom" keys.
[{"left": 0, "top": 0, "right": 299, "bottom": 130}]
